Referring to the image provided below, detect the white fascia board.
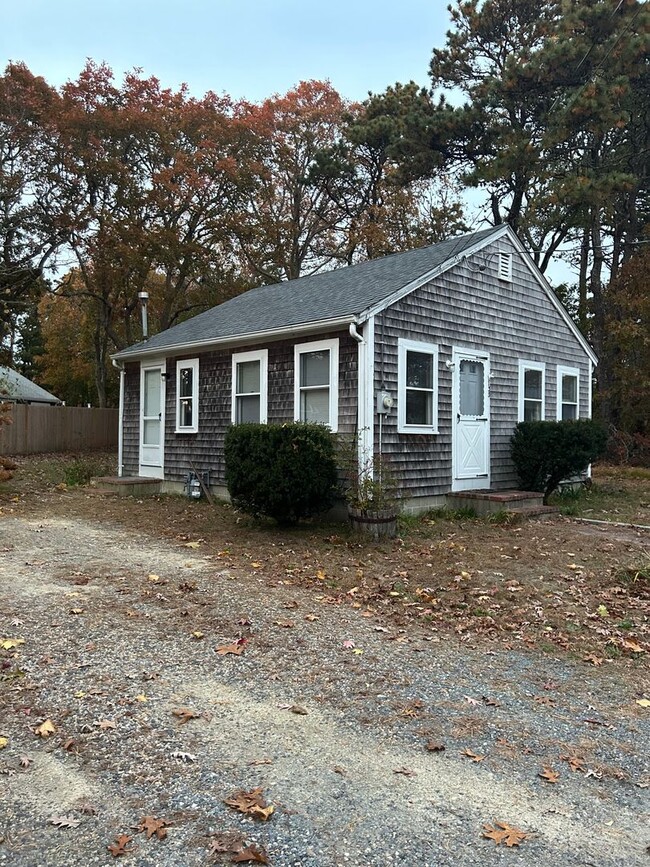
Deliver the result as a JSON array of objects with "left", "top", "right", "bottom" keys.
[
  {"left": 502, "top": 227, "right": 599, "bottom": 367},
  {"left": 357, "top": 226, "right": 510, "bottom": 323},
  {"left": 112, "top": 315, "right": 357, "bottom": 362}
]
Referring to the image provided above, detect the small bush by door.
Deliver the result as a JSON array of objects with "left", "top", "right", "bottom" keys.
[{"left": 511, "top": 419, "right": 607, "bottom": 502}]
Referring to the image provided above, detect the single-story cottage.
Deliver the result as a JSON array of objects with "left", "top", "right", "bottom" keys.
[{"left": 112, "top": 224, "right": 597, "bottom": 512}]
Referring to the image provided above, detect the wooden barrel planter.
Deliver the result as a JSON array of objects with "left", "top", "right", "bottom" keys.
[{"left": 348, "top": 506, "right": 398, "bottom": 540}]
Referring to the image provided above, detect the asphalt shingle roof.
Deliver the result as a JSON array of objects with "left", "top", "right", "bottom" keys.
[
  {"left": 0, "top": 366, "right": 62, "bottom": 404},
  {"left": 115, "top": 226, "right": 500, "bottom": 358}
]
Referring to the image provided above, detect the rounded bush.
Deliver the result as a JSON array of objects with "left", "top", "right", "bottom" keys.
[
  {"left": 511, "top": 419, "right": 607, "bottom": 502},
  {"left": 224, "top": 422, "right": 339, "bottom": 524}
]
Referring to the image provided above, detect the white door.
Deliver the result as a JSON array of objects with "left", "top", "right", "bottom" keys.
[
  {"left": 452, "top": 348, "right": 490, "bottom": 491},
  {"left": 139, "top": 362, "right": 165, "bottom": 478}
]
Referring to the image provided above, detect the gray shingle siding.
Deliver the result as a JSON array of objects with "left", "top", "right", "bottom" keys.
[
  {"left": 375, "top": 236, "right": 591, "bottom": 499},
  {"left": 124, "top": 329, "right": 357, "bottom": 485}
]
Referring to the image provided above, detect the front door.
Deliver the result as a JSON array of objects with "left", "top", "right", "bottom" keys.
[
  {"left": 139, "top": 362, "right": 165, "bottom": 478},
  {"left": 452, "top": 348, "right": 490, "bottom": 491}
]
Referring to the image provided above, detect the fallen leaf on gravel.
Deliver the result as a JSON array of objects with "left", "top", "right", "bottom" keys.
[
  {"left": 374, "top": 626, "right": 390, "bottom": 633},
  {"left": 184, "top": 541, "right": 201, "bottom": 549},
  {"left": 636, "top": 699, "right": 650, "bottom": 708},
  {"left": 304, "top": 613, "right": 319, "bottom": 622},
  {"left": 77, "top": 802, "right": 97, "bottom": 815},
  {"left": 285, "top": 704, "right": 308, "bottom": 715},
  {"left": 483, "top": 821, "right": 528, "bottom": 847},
  {"left": 148, "top": 574, "right": 161, "bottom": 582},
  {"left": 19, "top": 756, "right": 31, "bottom": 768},
  {"left": 250, "top": 562, "right": 262, "bottom": 568},
  {"left": 171, "top": 750, "right": 197, "bottom": 762},
  {"left": 216, "top": 643, "right": 245, "bottom": 655},
  {"left": 34, "top": 719, "right": 56, "bottom": 738},
  {"left": 134, "top": 694, "right": 147, "bottom": 703},
  {"left": 273, "top": 620, "right": 295, "bottom": 628},
  {"left": 482, "top": 696, "right": 501, "bottom": 707},
  {"left": 191, "top": 631, "right": 205, "bottom": 639},
  {"left": 539, "top": 767, "right": 560, "bottom": 783},
  {"left": 560, "top": 754, "right": 585, "bottom": 772},
  {"left": 107, "top": 834, "right": 135, "bottom": 857},
  {"left": 136, "top": 816, "right": 169, "bottom": 840},
  {"left": 232, "top": 845, "right": 270, "bottom": 863},
  {"left": 464, "top": 696, "right": 480, "bottom": 706},
  {"left": 172, "top": 707, "right": 200, "bottom": 725},
  {"left": 583, "top": 653, "right": 604, "bottom": 666},
  {"left": 224, "top": 787, "right": 274, "bottom": 821},
  {"left": 0, "top": 737, "right": 7, "bottom": 749},
  {"left": 207, "top": 831, "right": 245, "bottom": 854},
  {"left": 342, "top": 639, "right": 355, "bottom": 648},
  {"left": 333, "top": 765, "right": 347, "bottom": 775},
  {"left": 462, "top": 748, "right": 485, "bottom": 762},
  {"left": 95, "top": 719, "right": 117, "bottom": 730},
  {"left": 249, "top": 757, "right": 273, "bottom": 766},
  {"left": 49, "top": 814, "right": 81, "bottom": 829},
  {"left": 393, "top": 766, "right": 417, "bottom": 776},
  {"left": 0, "top": 638, "right": 24, "bottom": 650},
  {"left": 425, "top": 741, "right": 446, "bottom": 752},
  {"left": 62, "top": 738, "right": 77, "bottom": 751}
]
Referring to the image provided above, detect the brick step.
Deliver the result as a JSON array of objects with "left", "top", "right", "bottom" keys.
[
  {"left": 90, "top": 476, "right": 162, "bottom": 497},
  {"left": 446, "top": 489, "right": 547, "bottom": 516}
]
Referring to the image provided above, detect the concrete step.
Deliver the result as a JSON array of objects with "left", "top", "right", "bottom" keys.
[
  {"left": 90, "top": 476, "right": 162, "bottom": 497},
  {"left": 446, "top": 489, "right": 547, "bottom": 516}
]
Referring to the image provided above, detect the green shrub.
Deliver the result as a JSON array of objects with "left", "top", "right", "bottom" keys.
[
  {"left": 511, "top": 420, "right": 607, "bottom": 502},
  {"left": 224, "top": 422, "right": 339, "bottom": 525},
  {"left": 63, "top": 456, "right": 115, "bottom": 486}
]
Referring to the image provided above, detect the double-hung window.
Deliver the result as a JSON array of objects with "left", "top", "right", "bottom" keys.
[
  {"left": 518, "top": 360, "right": 545, "bottom": 422},
  {"left": 557, "top": 366, "right": 579, "bottom": 420},
  {"left": 232, "top": 349, "right": 268, "bottom": 424},
  {"left": 294, "top": 338, "right": 339, "bottom": 431},
  {"left": 397, "top": 339, "right": 439, "bottom": 434},
  {"left": 175, "top": 358, "right": 199, "bottom": 433}
]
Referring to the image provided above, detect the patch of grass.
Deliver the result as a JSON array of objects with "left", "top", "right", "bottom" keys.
[
  {"left": 63, "top": 456, "right": 116, "bottom": 487},
  {"left": 486, "top": 509, "right": 518, "bottom": 526},
  {"left": 425, "top": 506, "right": 478, "bottom": 521},
  {"left": 618, "top": 618, "right": 634, "bottom": 630}
]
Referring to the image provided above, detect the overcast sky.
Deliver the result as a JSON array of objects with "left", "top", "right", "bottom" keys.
[{"left": 2, "top": 0, "right": 448, "bottom": 101}]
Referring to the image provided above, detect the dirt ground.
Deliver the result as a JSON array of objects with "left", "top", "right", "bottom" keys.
[{"left": 0, "top": 457, "right": 648, "bottom": 866}]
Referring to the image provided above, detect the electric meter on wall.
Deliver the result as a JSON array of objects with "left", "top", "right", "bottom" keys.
[{"left": 377, "top": 391, "right": 393, "bottom": 414}]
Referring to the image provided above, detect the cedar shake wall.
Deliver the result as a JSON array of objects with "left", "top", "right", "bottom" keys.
[
  {"left": 374, "top": 237, "right": 592, "bottom": 499},
  {"left": 122, "top": 363, "right": 140, "bottom": 476},
  {"left": 121, "top": 328, "right": 357, "bottom": 484}
]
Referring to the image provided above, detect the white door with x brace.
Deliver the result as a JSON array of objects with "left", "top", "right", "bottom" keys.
[{"left": 452, "top": 348, "right": 490, "bottom": 491}]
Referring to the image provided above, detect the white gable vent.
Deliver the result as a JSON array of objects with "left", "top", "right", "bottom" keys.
[{"left": 498, "top": 251, "right": 513, "bottom": 282}]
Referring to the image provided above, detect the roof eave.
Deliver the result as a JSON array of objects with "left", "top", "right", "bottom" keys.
[{"left": 111, "top": 314, "right": 358, "bottom": 362}]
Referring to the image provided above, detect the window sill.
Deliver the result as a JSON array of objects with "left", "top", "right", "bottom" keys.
[
  {"left": 398, "top": 426, "right": 439, "bottom": 435},
  {"left": 175, "top": 427, "right": 198, "bottom": 435}
]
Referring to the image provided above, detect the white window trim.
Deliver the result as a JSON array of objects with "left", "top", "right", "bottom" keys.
[
  {"left": 397, "top": 338, "right": 439, "bottom": 434},
  {"left": 498, "top": 250, "right": 513, "bottom": 282},
  {"left": 556, "top": 365, "right": 580, "bottom": 420},
  {"left": 175, "top": 358, "right": 199, "bottom": 433},
  {"left": 231, "top": 349, "right": 268, "bottom": 425},
  {"left": 517, "top": 360, "right": 545, "bottom": 422},
  {"left": 294, "top": 338, "right": 339, "bottom": 432}
]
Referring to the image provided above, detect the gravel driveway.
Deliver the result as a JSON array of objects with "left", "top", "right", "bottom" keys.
[{"left": 0, "top": 512, "right": 648, "bottom": 866}]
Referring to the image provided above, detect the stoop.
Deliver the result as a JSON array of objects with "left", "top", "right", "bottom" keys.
[
  {"left": 90, "top": 476, "right": 162, "bottom": 497},
  {"left": 446, "top": 489, "right": 558, "bottom": 518}
]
